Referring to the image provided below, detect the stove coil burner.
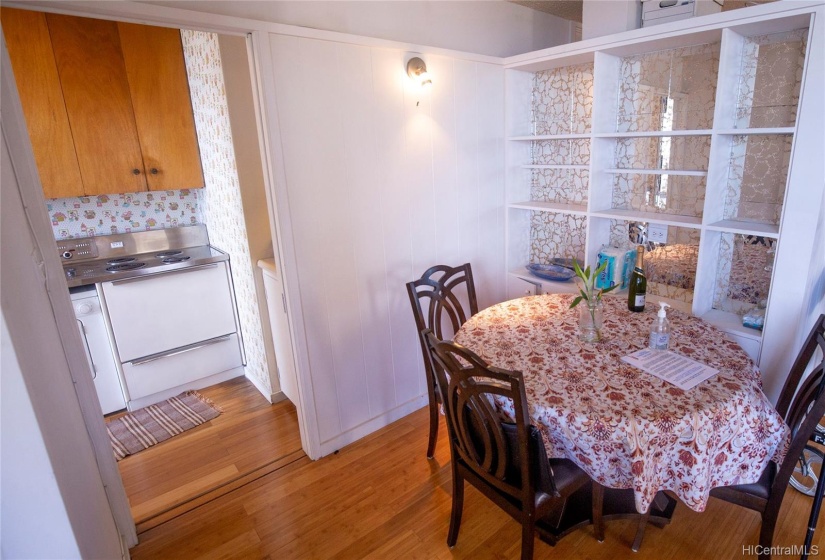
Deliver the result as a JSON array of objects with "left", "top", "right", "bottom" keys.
[
  {"left": 106, "top": 262, "right": 147, "bottom": 272},
  {"left": 162, "top": 256, "right": 191, "bottom": 264},
  {"left": 107, "top": 257, "right": 137, "bottom": 265},
  {"left": 155, "top": 251, "right": 183, "bottom": 258}
]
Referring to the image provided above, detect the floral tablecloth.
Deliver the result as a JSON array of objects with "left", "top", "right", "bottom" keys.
[{"left": 453, "top": 294, "right": 789, "bottom": 514}]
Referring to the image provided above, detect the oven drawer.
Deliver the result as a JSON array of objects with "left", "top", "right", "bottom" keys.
[
  {"left": 101, "top": 262, "right": 237, "bottom": 362},
  {"left": 122, "top": 333, "right": 243, "bottom": 400}
]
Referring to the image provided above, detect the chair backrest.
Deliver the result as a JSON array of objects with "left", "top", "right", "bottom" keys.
[
  {"left": 406, "top": 263, "right": 478, "bottom": 343},
  {"left": 774, "top": 314, "right": 825, "bottom": 420},
  {"left": 423, "top": 330, "right": 557, "bottom": 506},
  {"left": 770, "top": 314, "right": 825, "bottom": 500}
]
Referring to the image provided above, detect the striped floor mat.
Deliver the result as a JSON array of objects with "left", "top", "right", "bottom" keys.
[{"left": 106, "top": 391, "right": 221, "bottom": 461}]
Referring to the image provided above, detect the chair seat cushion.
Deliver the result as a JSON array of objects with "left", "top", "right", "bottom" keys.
[
  {"left": 501, "top": 423, "right": 589, "bottom": 496},
  {"left": 548, "top": 458, "right": 590, "bottom": 496},
  {"left": 710, "top": 461, "right": 776, "bottom": 504}
]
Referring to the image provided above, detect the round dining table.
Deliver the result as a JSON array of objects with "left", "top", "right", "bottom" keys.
[{"left": 453, "top": 293, "right": 790, "bottom": 516}]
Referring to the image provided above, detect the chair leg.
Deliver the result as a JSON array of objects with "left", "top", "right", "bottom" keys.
[
  {"left": 447, "top": 469, "right": 464, "bottom": 547},
  {"left": 426, "top": 398, "right": 438, "bottom": 459},
  {"left": 521, "top": 516, "right": 535, "bottom": 560},
  {"left": 592, "top": 482, "right": 604, "bottom": 543},
  {"left": 757, "top": 513, "right": 777, "bottom": 560},
  {"left": 632, "top": 511, "right": 650, "bottom": 552}
]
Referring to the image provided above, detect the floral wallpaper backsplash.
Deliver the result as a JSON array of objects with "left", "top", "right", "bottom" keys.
[
  {"left": 182, "top": 30, "right": 273, "bottom": 399},
  {"left": 47, "top": 189, "right": 202, "bottom": 239}
]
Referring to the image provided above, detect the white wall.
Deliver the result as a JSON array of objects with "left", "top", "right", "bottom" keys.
[
  {"left": 263, "top": 33, "right": 506, "bottom": 455},
  {"left": 143, "top": 0, "right": 574, "bottom": 56},
  {"left": 582, "top": 0, "right": 641, "bottom": 39},
  {"left": 1, "top": 316, "right": 81, "bottom": 559}
]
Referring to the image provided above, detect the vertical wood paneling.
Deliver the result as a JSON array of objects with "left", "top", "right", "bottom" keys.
[
  {"left": 475, "top": 63, "right": 506, "bottom": 310},
  {"left": 369, "top": 49, "right": 420, "bottom": 413},
  {"left": 402, "top": 62, "right": 438, "bottom": 403},
  {"left": 267, "top": 34, "right": 505, "bottom": 452},
  {"left": 269, "top": 35, "right": 342, "bottom": 441},
  {"left": 453, "top": 61, "right": 482, "bottom": 281},
  {"left": 428, "top": 56, "right": 461, "bottom": 268},
  {"left": 334, "top": 43, "right": 390, "bottom": 429},
  {"left": 319, "top": 43, "right": 372, "bottom": 434}
]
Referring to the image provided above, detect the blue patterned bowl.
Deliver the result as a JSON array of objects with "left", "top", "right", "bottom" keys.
[{"left": 526, "top": 263, "right": 576, "bottom": 282}]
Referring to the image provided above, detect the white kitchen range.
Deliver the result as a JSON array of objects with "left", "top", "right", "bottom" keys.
[{"left": 61, "top": 225, "right": 245, "bottom": 414}]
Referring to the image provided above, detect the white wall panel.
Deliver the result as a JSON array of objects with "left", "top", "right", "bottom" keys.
[{"left": 266, "top": 33, "right": 506, "bottom": 453}]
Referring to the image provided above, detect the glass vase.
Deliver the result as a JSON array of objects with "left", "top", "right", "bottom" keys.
[{"left": 578, "top": 299, "right": 603, "bottom": 343}]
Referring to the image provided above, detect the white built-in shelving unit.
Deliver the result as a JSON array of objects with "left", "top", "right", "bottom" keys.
[{"left": 504, "top": 3, "right": 825, "bottom": 399}]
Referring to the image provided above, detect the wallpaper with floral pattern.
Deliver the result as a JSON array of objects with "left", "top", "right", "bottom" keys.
[
  {"left": 47, "top": 190, "right": 202, "bottom": 239},
  {"left": 182, "top": 30, "right": 272, "bottom": 398}
]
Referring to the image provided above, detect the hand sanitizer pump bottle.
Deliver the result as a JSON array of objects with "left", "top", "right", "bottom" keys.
[{"left": 649, "top": 302, "right": 670, "bottom": 350}]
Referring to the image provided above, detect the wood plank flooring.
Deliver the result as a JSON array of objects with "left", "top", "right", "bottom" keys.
[
  {"left": 114, "top": 377, "right": 303, "bottom": 531},
  {"left": 130, "top": 405, "right": 824, "bottom": 559}
]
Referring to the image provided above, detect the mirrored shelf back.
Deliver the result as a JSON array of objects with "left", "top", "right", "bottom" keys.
[
  {"left": 734, "top": 28, "right": 808, "bottom": 129},
  {"left": 616, "top": 42, "right": 721, "bottom": 133}
]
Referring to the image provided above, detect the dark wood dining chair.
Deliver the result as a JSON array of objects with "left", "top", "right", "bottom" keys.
[
  {"left": 406, "top": 263, "right": 478, "bottom": 459},
  {"left": 708, "top": 314, "right": 825, "bottom": 560},
  {"left": 423, "top": 330, "right": 603, "bottom": 560}
]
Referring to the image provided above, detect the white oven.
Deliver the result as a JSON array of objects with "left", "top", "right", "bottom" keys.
[{"left": 99, "top": 261, "right": 244, "bottom": 409}]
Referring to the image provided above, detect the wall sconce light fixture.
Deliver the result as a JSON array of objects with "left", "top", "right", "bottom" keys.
[{"left": 406, "top": 57, "right": 432, "bottom": 88}]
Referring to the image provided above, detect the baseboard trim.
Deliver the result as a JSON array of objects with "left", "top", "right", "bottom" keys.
[{"left": 316, "top": 394, "right": 428, "bottom": 458}]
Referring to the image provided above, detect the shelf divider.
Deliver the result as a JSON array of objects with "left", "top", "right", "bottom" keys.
[
  {"left": 604, "top": 168, "right": 707, "bottom": 177},
  {"left": 508, "top": 201, "right": 588, "bottom": 215}
]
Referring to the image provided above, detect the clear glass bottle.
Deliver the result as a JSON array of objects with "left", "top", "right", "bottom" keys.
[{"left": 628, "top": 246, "right": 647, "bottom": 312}]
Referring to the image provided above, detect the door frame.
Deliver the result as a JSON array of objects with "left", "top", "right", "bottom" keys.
[{"left": 0, "top": 0, "right": 317, "bottom": 545}]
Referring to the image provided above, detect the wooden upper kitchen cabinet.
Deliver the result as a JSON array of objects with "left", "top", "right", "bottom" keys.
[
  {"left": 45, "top": 13, "right": 148, "bottom": 195},
  {"left": 1, "top": 10, "right": 204, "bottom": 197},
  {"left": 117, "top": 22, "right": 204, "bottom": 191},
  {"left": 0, "top": 8, "right": 83, "bottom": 198}
]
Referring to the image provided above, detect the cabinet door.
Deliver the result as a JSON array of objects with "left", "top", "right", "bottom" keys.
[
  {"left": 46, "top": 14, "right": 147, "bottom": 195},
  {"left": 1, "top": 8, "right": 83, "bottom": 198},
  {"left": 118, "top": 23, "right": 205, "bottom": 191}
]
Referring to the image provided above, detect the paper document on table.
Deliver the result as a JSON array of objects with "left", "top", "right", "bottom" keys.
[{"left": 621, "top": 349, "right": 718, "bottom": 390}]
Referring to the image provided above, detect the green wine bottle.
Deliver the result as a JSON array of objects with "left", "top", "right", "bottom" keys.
[{"left": 628, "top": 245, "right": 647, "bottom": 312}]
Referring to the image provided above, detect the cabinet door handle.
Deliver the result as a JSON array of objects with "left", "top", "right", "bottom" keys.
[
  {"left": 150, "top": 168, "right": 159, "bottom": 175},
  {"left": 110, "top": 263, "right": 219, "bottom": 285},
  {"left": 132, "top": 168, "right": 141, "bottom": 175},
  {"left": 129, "top": 334, "right": 233, "bottom": 366}
]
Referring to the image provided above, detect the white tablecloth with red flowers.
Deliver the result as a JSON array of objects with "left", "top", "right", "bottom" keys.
[{"left": 453, "top": 294, "right": 789, "bottom": 514}]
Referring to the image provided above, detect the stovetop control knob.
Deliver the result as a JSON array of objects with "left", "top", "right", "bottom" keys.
[{"left": 61, "top": 251, "right": 73, "bottom": 259}]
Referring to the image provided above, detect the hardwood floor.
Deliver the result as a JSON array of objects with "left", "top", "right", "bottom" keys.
[
  {"left": 114, "top": 377, "right": 304, "bottom": 532},
  {"left": 130, "top": 406, "right": 824, "bottom": 559}
]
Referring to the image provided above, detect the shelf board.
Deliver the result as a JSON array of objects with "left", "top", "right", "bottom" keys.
[
  {"left": 605, "top": 168, "right": 707, "bottom": 177},
  {"left": 700, "top": 309, "right": 763, "bottom": 341},
  {"left": 590, "top": 208, "right": 702, "bottom": 228},
  {"left": 508, "top": 133, "right": 591, "bottom": 141},
  {"left": 592, "top": 130, "right": 712, "bottom": 138},
  {"left": 508, "top": 201, "right": 588, "bottom": 215},
  {"left": 705, "top": 219, "right": 779, "bottom": 237},
  {"left": 714, "top": 127, "right": 795, "bottom": 136},
  {"left": 522, "top": 164, "right": 590, "bottom": 170}
]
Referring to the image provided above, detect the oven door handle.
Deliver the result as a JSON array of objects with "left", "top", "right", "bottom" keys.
[
  {"left": 109, "top": 263, "right": 219, "bottom": 285},
  {"left": 128, "top": 334, "right": 233, "bottom": 366}
]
